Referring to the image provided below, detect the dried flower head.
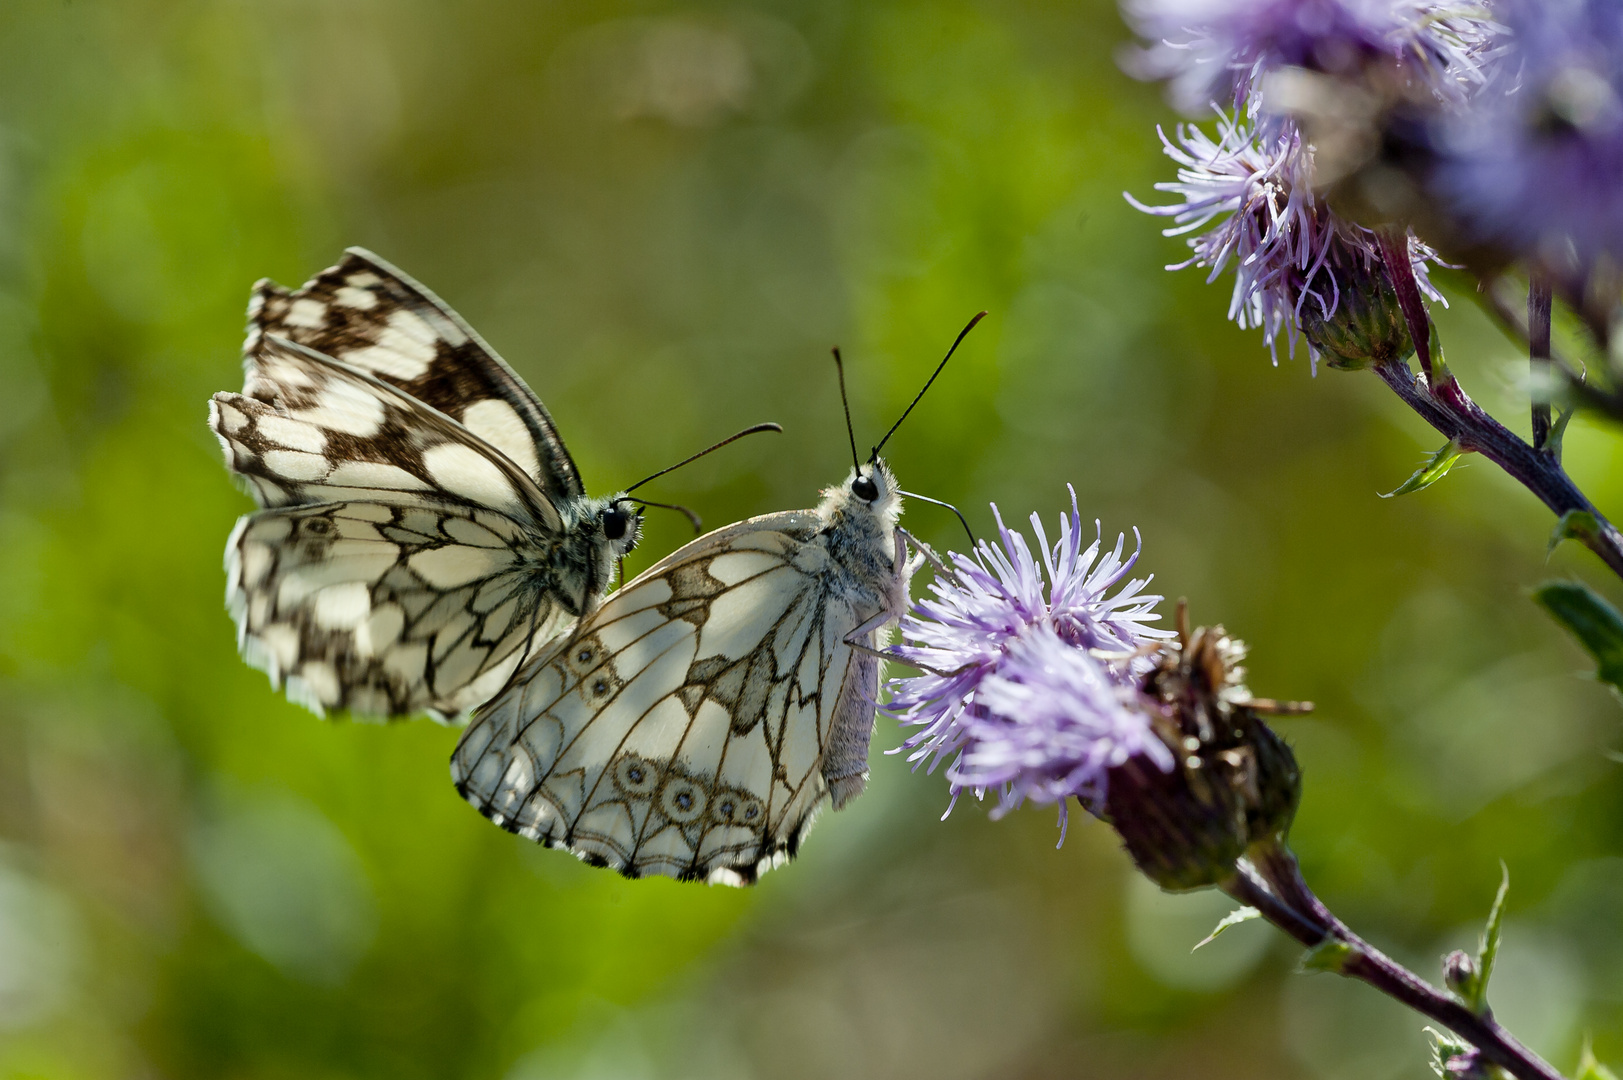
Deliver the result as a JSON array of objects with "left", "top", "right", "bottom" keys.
[
  {"left": 1127, "top": 113, "right": 1440, "bottom": 365},
  {"left": 886, "top": 491, "right": 1171, "bottom": 834},
  {"left": 1106, "top": 621, "right": 1304, "bottom": 890}
]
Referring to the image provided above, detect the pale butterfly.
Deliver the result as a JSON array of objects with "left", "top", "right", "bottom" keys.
[
  {"left": 210, "top": 248, "right": 773, "bottom": 722},
  {"left": 451, "top": 315, "right": 986, "bottom": 884}
]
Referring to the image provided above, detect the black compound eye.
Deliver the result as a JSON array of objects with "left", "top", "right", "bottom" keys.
[
  {"left": 602, "top": 505, "right": 629, "bottom": 541},
  {"left": 851, "top": 474, "right": 879, "bottom": 502}
]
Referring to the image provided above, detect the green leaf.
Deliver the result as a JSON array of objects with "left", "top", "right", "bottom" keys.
[
  {"left": 1577, "top": 1038, "right": 1620, "bottom": 1080},
  {"left": 1532, "top": 580, "right": 1623, "bottom": 690},
  {"left": 1300, "top": 937, "right": 1357, "bottom": 974},
  {"left": 1193, "top": 906, "right": 1260, "bottom": 951},
  {"left": 1549, "top": 509, "right": 1602, "bottom": 555},
  {"left": 1465, "top": 863, "right": 1510, "bottom": 1014},
  {"left": 1381, "top": 439, "right": 1466, "bottom": 498},
  {"left": 1547, "top": 406, "right": 1574, "bottom": 462},
  {"left": 1426, "top": 1027, "right": 1477, "bottom": 1080}
]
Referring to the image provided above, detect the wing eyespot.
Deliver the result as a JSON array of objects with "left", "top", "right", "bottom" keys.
[
  {"left": 710, "top": 791, "right": 765, "bottom": 830},
  {"left": 659, "top": 776, "right": 708, "bottom": 824},
  {"left": 612, "top": 753, "right": 660, "bottom": 796}
]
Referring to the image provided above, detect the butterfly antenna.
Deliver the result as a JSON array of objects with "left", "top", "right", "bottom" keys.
[
  {"left": 897, "top": 489, "right": 976, "bottom": 548},
  {"left": 624, "top": 496, "right": 702, "bottom": 533},
  {"left": 832, "top": 347, "right": 861, "bottom": 473},
  {"left": 622, "top": 422, "right": 783, "bottom": 494},
  {"left": 869, "top": 310, "right": 987, "bottom": 461}
]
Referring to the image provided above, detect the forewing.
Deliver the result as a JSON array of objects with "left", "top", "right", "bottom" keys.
[
  {"left": 452, "top": 512, "right": 863, "bottom": 884},
  {"left": 227, "top": 499, "right": 573, "bottom": 721},
  {"left": 211, "top": 335, "right": 564, "bottom": 534},
  {"left": 247, "top": 248, "right": 583, "bottom": 500}
]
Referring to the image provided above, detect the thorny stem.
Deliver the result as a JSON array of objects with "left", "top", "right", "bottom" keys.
[
  {"left": 1373, "top": 359, "right": 1623, "bottom": 580},
  {"left": 1223, "top": 844, "right": 1567, "bottom": 1080},
  {"left": 1375, "top": 250, "right": 1623, "bottom": 582}
]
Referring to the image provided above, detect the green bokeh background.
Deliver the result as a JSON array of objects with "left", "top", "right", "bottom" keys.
[{"left": 1, "top": 2, "right": 1620, "bottom": 1078}]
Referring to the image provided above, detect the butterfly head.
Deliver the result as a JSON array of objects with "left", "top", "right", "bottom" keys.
[
  {"left": 594, "top": 496, "right": 643, "bottom": 557},
  {"left": 824, "top": 459, "right": 902, "bottom": 530}
]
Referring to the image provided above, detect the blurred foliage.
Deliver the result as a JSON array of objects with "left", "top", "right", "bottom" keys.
[{"left": 0, "top": 1, "right": 1620, "bottom": 1078}]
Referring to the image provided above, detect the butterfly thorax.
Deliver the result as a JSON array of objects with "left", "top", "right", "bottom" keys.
[{"left": 814, "top": 460, "right": 906, "bottom": 619}]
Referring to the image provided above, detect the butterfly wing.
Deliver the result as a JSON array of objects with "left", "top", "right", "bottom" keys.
[
  {"left": 247, "top": 247, "right": 583, "bottom": 501},
  {"left": 211, "top": 337, "right": 593, "bottom": 720},
  {"left": 212, "top": 334, "right": 563, "bottom": 527},
  {"left": 452, "top": 511, "right": 888, "bottom": 884},
  {"left": 225, "top": 499, "right": 573, "bottom": 719}
]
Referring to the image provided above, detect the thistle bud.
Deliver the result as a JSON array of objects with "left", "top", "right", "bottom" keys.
[
  {"left": 1102, "top": 625, "right": 1303, "bottom": 892},
  {"left": 1298, "top": 257, "right": 1416, "bottom": 370},
  {"left": 1443, "top": 950, "right": 1478, "bottom": 997}
]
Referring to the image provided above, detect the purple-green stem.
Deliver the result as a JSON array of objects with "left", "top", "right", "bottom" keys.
[
  {"left": 1530, "top": 276, "right": 1554, "bottom": 454},
  {"left": 1375, "top": 242, "right": 1623, "bottom": 582},
  {"left": 1224, "top": 843, "right": 1567, "bottom": 1080}
]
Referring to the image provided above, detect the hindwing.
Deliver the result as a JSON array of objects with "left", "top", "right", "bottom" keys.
[
  {"left": 452, "top": 512, "right": 885, "bottom": 884},
  {"left": 247, "top": 247, "right": 583, "bottom": 501},
  {"left": 227, "top": 499, "right": 574, "bottom": 719}
]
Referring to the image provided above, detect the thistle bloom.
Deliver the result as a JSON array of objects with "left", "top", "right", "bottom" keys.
[
  {"left": 1128, "top": 114, "right": 1441, "bottom": 365},
  {"left": 1435, "top": 0, "right": 1623, "bottom": 265},
  {"left": 1123, "top": 0, "right": 1493, "bottom": 116},
  {"left": 961, "top": 628, "right": 1175, "bottom": 834},
  {"left": 885, "top": 490, "right": 1171, "bottom": 835}
]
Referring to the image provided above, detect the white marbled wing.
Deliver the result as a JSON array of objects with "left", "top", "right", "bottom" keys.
[
  {"left": 212, "top": 334, "right": 563, "bottom": 529},
  {"left": 247, "top": 246, "right": 583, "bottom": 502},
  {"left": 452, "top": 464, "right": 914, "bottom": 886},
  {"left": 225, "top": 499, "right": 577, "bottom": 719},
  {"left": 211, "top": 334, "right": 629, "bottom": 721}
]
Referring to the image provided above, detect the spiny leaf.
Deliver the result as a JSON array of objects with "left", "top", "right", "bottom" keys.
[
  {"left": 1577, "top": 1038, "right": 1620, "bottom": 1080},
  {"left": 1533, "top": 580, "right": 1623, "bottom": 691},
  {"left": 1193, "top": 906, "right": 1260, "bottom": 951},
  {"left": 1300, "top": 937, "right": 1357, "bottom": 974},
  {"left": 1426, "top": 1027, "right": 1477, "bottom": 1080},
  {"left": 1468, "top": 863, "right": 1510, "bottom": 1014},
  {"left": 1382, "top": 439, "right": 1465, "bottom": 498},
  {"left": 1549, "top": 510, "right": 1601, "bottom": 556},
  {"left": 1547, "top": 406, "right": 1574, "bottom": 463}
]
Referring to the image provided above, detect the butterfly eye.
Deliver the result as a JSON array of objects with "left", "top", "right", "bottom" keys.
[
  {"left": 602, "top": 505, "right": 630, "bottom": 541},
  {"left": 851, "top": 474, "right": 879, "bottom": 502}
]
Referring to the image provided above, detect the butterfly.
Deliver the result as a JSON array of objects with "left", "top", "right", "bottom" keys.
[
  {"left": 209, "top": 248, "right": 644, "bottom": 722},
  {"left": 450, "top": 316, "right": 985, "bottom": 884}
]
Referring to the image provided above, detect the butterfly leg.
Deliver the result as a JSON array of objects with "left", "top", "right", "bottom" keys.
[
  {"left": 895, "top": 527, "right": 956, "bottom": 582},
  {"left": 841, "top": 615, "right": 967, "bottom": 679}
]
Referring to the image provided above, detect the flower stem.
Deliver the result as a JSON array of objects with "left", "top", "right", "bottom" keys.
[
  {"left": 1530, "top": 275, "right": 1554, "bottom": 454},
  {"left": 1372, "top": 358, "right": 1623, "bottom": 582},
  {"left": 1223, "top": 845, "right": 1567, "bottom": 1080}
]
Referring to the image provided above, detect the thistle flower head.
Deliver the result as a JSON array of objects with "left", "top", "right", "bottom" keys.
[
  {"left": 1436, "top": 0, "right": 1623, "bottom": 266},
  {"left": 885, "top": 490, "right": 1172, "bottom": 834},
  {"left": 1127, "top": 112, "right": 1440, "bottom": 366},
  {"left": 1124, "top": 0, "right": 1494, "bottom": 116},
  {"left": 947, "top": 628, "right": 1176, "bottom": 834}
]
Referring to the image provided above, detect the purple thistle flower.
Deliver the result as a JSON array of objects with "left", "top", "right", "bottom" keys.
[
  {"left": 956, "top": 628, "right": 1176, "bottom": 840},
  {"left": 1127, "top": 112, "right": 1443, "bottom": 365},
  {"left": 885, "top": 489, "right": 1172, "bottom": 837},
  {"left": 1123, "top": 0, "right": 1493, "bottom": 116},
  {"left": 1435, "top": 0, "right": 1623, "bottom": 265}
]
